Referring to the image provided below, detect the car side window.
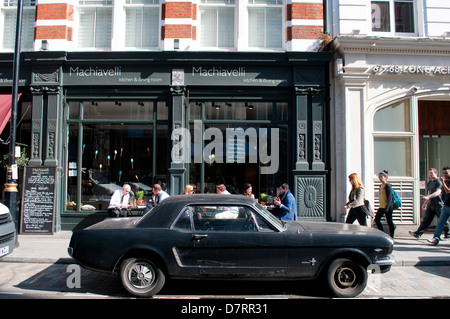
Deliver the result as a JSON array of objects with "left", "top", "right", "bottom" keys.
[
  {"left": 191, "top": 205, "right": 259, "bottom": 232},
  {"left": 252, "top": 210, "right": 275, "bottom": 231},
  {"left": 173, "top": 207, "right": 192, "bottom": 230}
]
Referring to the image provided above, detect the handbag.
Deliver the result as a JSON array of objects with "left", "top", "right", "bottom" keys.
[{"left": 363, "top": 199, "right": 374, "bottom": 218}]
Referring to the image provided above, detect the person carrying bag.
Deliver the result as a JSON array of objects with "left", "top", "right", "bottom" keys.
[{"left": 343, "top": 173, "right": 369, "bottom": 226}]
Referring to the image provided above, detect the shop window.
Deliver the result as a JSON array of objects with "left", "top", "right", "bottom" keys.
[
  {"left": 82, "top": 101, "right": 154, "bottom": 120},
  {"left": 373, "top": 99, "right": 415, "bottom": 224},
  {"left": 78, "top": 0, "right": 113, "bottom": 49},
  {"left": 248, "top": 0, "right": 283, "bottom": 49},
  {"left": 199, "top": 0, "right": 235, "bottom": 48},
  {"left": 373, "top": 99, "right": 413, "bottom": 177},
  {"left": 189, "top": 101, "right": 288, "bottom": 198},
  {"left": 2, "top": 0, "right": 35, "bottom": 50},
  {"left": 374, "top": 99, "right": 411, "bottom": 132},
  {"left": 125, "top": 0, "right": 160, "bottom": 48},
  {"left": 371, "top": 0, "right": 415, "bottom": 34},
  {"left": 66, "top": 101, "right": 168, "bottom": 212}
]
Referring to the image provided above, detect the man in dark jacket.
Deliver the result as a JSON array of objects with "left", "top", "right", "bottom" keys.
[
  {"left": 273, "top": 183, "right": 297, "bottom": 221},
  {"left": 429, "top": 166, "right": 450, "bottom": 245}
]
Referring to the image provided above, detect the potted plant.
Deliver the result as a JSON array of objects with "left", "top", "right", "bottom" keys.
[
  {"left": 259, "top": 193, "right": 268, "bottom": 205},
  {"left": 136, "top": 190, "right": 145, "bottom": 205}
]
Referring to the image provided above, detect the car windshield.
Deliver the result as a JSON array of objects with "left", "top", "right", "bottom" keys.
[{"left": 254, "top": 202, "right": 285, "bottom": 230}]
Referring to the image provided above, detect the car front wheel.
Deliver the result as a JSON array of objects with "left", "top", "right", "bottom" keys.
[
  {"left": 120, "top": 257, "right": 166, "bottom": 298},
  {"left": 326, "top": 258, "right": 367, "bottom": 298}
]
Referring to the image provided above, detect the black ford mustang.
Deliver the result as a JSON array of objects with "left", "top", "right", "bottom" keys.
[{"left": 68, "top": 194, "right": 394, "bottom": 298}]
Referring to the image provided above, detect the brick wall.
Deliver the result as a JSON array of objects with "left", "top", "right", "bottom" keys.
[
  {"left": 287, "top": 1, "right": 323, "bottom": 40},
  {"left": 35, "top": 1, "right": 74, "bottom": 42},
  {"left": 32, "top": 0, "right": 323, "bottom": 49}
]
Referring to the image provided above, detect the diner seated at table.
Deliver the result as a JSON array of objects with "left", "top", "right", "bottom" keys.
[{"left": 108, "top": 184, "right": 133, "bottom": 217}]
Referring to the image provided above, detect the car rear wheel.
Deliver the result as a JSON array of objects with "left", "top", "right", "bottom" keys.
[
  {"left": 120, "top": 257, "right": 165, "bottom": 298},
  {"left": 326, "top": 258, "right": 367, "bottom": 298}
]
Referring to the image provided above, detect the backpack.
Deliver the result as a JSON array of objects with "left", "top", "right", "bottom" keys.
[{"left": 392, "top": 188, "right": 402, "bottom": 209}]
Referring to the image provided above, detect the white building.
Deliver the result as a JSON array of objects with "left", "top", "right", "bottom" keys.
[{"left": 327, "top": 0, "right": 450, "bottom": 231}]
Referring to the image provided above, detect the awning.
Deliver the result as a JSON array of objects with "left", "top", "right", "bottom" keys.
[{"left": 0, "top": 93, "right": 21, "bottom": 135}]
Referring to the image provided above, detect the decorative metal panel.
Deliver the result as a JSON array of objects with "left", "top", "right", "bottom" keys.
[{"left": 296, "top": 176, "right": 325, "bottom": 219}]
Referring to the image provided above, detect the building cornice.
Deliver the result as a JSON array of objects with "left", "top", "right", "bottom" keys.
[{"left": 333, "top": 36, "right": 450, "bottom": 57}]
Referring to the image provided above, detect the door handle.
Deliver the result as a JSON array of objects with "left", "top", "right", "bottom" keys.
[{"left": 192, "top": 234, "right": 208, "bottom": 241}]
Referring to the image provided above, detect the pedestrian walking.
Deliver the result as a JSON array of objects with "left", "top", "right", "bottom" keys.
[
  {"left": 343, "top": 173, "right": 368, "bottom": 226},
  {"left": 428, "top": 166, "right": 450, "bottom": 246},
  {"left": 374, "top": 170, "right": 396, "bottom": 237},
  {"left": 409, "top": 168, "right": 449, "bottom": 239}
]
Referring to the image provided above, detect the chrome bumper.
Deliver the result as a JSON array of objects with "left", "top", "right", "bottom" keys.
[{"left": 374, "top": 257, "right": 396, "bottom": 266}]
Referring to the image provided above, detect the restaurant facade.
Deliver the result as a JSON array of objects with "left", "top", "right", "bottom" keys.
[{"left": 0, "top": 50, "right": 332, "bottom": 230}]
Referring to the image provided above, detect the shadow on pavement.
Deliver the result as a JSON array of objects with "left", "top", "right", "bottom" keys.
[{"left": 13, "top": 263, "right": 332, "bottom": 298}]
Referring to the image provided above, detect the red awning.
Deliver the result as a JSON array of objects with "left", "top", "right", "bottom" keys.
[{"left": 0, "top": 93, "right": 21, "bottom": 135}]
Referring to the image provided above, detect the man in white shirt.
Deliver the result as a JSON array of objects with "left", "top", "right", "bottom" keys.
[
  {"left": 216, "top": 184, "right": 231, "bottom": 195},
  {"left": 152, "top": 184, "right": 170, "bottom": 205},
  {"left": 108, "top": 184, "right": 132, "bottom": 217}
]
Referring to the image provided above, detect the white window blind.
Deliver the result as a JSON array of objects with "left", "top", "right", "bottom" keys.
[
  {"left": 2, "top": 0, "right": 36, "bottom": 50},
  {"left": 248, "top": 6, "right": 282, "bottom": 48},
  {"left": 78, "top": 0, "right": 112, "bottom": 48},
  {"left": 200, "top": 0, "right": 235, "bottom": 48},
  {"left": 125, "top": 5, "right": 159, "bottom": 48}
]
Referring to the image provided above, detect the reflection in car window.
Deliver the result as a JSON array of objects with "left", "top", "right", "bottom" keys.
[
  {"left": 255, "top": 203, "right": 285, "bottom": 230},
  {"left": 252, "top": 211, "right": 274, "bottom": 231},
  {"left": 173, "top": 208, "right": 192, "bottom": 230}
]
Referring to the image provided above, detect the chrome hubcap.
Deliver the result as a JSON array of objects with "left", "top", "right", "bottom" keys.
[{"left": 129, "top": 262, "right": 155, "bottom": 289}]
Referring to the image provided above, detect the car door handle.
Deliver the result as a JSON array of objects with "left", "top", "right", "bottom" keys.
[{"left": 192, "top": 234, "right": 208, "bottom": 241}]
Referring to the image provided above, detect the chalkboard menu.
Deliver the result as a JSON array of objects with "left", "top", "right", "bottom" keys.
[{"left": 20, "top": 166, "right": 57, "bottom": 234}]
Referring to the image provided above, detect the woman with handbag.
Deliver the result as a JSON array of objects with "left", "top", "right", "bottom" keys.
[
  {"left": 343, "top": 173, "right": 368, "bottom": 226},
  {"left": 375, "top": 170, "right": 396, "bottom": 237}
]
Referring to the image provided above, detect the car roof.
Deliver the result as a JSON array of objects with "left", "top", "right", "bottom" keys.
[
  {"left": 163, "top": 194, "right": 256, "bottom": 204},
  {"left": 137, "top": 194, "right": 257, "bottom": 228}
]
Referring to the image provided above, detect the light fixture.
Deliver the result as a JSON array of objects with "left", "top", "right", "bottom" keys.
[
  {"left": 41, "top": 40, "right": 49, "bottom": 51},
  {"left": 115, "top": 101, "right": 122, "bottom": 106},
  {"left": 138, "top": 101, "right": 144, "bottom": 106},
  {"left": 174, "top": 39, "right": 180, "bottom": 50},
  {"left": 245, "top": 102, "right": 254, "bottom": 110},
  {"left": 213, "top": 102, "right": 220, "bottom": 110},
  {"left": 91, "top": 101, "right": 98, "bottom": 106}
]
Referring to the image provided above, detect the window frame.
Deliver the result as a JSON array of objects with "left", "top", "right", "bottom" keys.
[
  {"left": 1, "top": 0, "right": 36, "bottom": 51},
  {"left": 372, "top": 98, "right": 414, "bottom": 177},
  {"left": 198, "top": 0, "right": 236, "bottom": 49},
  {"left": 173, "top": 204, "right": 278, "bottom": 232},
  {"left": 247, "top": 0, "right": 284, "bottom": 50},
  {"left": 64, "top": 100, "right": 170, "bottom": 213},
  {"left": 123, "top": 0, "right": 160, "bottom": 49},
  {"left": 370, "top": 0, "right": 416, "bottom": 36},
  {"left": 76, "top": 0, "right": 113, "bottom": 50}
]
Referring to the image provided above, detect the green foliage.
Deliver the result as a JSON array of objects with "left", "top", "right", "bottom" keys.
[{"left": 1, "top": 148, "right": 29, "bottom": 168}]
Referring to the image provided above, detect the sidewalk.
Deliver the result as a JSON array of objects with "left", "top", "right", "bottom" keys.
[{"left": 1, "top": 228, "right": 449, "bottom": 266}]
